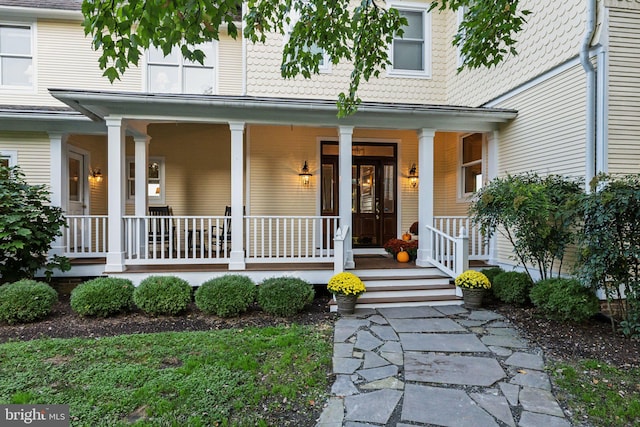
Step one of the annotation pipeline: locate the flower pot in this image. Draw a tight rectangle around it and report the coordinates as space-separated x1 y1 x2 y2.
335 294 358 315
462 288 485 309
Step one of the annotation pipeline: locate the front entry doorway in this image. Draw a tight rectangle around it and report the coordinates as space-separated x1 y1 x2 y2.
321 142 397 248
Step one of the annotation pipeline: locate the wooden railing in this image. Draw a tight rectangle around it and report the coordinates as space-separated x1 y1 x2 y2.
433 216 489 260
64 215 108 257
424 225 469 279
123 215 229 264
245 216 339 263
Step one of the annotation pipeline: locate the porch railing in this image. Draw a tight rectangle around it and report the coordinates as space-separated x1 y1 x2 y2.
245 216 339 263
64 215 108 257
433 216 489 260
123 215 230 264
424 225 469 279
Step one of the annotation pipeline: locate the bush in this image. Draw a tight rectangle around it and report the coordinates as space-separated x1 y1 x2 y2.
492 271 533 305
0 279 58 324
133 276 192 315
480 267 505 286
70 277 135 317
257 277 315 317
530 278 600 322
195 275 256 317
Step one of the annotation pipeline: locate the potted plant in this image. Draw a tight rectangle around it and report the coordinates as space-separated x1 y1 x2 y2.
455 270 491 309
383 238 418 261
327 272 366 315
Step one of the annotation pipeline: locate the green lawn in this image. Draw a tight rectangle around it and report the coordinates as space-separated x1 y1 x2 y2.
553 359 640 427
0 324 332 426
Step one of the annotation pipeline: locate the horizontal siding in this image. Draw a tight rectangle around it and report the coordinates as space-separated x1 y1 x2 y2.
607 9 640 174
0 132 50 185
218 36 243 95
67 135 108 216
433 132 470 217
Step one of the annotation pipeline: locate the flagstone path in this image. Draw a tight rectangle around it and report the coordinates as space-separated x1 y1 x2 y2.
316 305 571 427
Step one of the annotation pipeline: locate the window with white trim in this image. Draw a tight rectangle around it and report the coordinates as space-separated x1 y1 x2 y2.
456 7 468 68
389 3 431 77
0 25 33 88
460 133 484 196
127 157 165 203
147 43 216 94
283 7 331 73
0 150 17 167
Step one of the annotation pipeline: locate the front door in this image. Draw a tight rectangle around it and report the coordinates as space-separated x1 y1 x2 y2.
321 142 397 248
68 150 87 250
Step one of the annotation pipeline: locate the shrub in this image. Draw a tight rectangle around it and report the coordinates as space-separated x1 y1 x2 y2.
0 279 58 324
480 267 505 286
530 278 600 322
133 276 192 315
257 277 315 317
70 277 135 317
492 271 533 305
195 275 256 317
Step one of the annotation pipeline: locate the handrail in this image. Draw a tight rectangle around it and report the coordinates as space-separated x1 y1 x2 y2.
424 224 469 279
64 215 108 257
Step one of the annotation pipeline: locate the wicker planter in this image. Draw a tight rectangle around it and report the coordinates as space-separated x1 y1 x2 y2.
462 288 486 309
335 294 358 315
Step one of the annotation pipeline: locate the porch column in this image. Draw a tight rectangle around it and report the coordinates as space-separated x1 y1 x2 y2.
48 132 67 256
105 117 127 272
338 126 355 269
134 135 150 256
486 131 499 264
229 121 246 270
416 128 435 267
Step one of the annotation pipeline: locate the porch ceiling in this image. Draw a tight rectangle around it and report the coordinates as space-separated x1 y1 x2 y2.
50 89 518 133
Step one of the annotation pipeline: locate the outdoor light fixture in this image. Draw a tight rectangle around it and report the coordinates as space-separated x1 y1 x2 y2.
299 161 312 187
409 164 419 188
89 168 103 183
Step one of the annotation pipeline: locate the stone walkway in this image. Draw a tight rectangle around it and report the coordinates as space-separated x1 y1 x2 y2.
316 306 571 427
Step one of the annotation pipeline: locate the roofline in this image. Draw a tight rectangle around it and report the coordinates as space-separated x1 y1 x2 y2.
0 6 83 20
49 89 518 132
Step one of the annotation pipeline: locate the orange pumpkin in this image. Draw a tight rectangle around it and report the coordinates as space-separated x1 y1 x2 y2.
402 232 412 241
396 250 410 263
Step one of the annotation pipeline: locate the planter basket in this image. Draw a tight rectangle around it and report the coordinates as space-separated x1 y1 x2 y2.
335 294 358 315
462 288 486 309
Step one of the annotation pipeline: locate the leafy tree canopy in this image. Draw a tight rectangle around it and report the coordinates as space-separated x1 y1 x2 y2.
82 0 530 116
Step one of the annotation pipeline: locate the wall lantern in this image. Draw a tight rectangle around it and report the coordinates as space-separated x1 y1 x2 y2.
408 163 419 188
299 161 312 187
89 168 103 183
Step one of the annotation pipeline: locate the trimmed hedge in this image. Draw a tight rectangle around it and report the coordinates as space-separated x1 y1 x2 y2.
70 277 134 317
195 275 256 317
133 276 192 315
0 279 58 324
492 271 533 305
480 267 506 286
257 277 315 317
530 278 600 322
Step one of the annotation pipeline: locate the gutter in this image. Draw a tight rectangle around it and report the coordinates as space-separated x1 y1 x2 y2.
580 0 597 192
0 6 83 20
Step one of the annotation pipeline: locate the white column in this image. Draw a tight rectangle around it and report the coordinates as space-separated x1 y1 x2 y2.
134 135 150 256
486 131 499 264
49 132 67 256
229 121 246 270
105 117 127 272
416 128 435 267
339 126 354 269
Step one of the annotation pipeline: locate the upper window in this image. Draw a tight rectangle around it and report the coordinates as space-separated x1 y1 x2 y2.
127 157 165 204
0 25 33 88
284 8 331 74
460 133 484 196
389 4 431 77
147 43 216 94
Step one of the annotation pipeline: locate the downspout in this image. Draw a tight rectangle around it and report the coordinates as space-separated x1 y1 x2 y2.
580 0 597 192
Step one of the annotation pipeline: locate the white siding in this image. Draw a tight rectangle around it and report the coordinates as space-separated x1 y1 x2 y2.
0 132 50 185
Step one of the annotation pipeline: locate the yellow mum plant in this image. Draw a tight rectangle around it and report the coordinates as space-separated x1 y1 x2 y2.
455 270 491 289
327 272 366 297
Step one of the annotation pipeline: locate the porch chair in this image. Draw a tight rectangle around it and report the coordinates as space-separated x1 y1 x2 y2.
212 206 245 255
148 205 175 254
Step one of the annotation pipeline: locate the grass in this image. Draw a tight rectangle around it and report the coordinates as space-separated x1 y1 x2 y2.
552 359 640 427
0 324 332 426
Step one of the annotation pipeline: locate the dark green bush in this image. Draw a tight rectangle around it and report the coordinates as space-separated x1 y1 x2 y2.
480 267 505 285
0 279 58 324
530 278 600 322
70 277 135 317
492 271 533 305
133 276 192 315
195 275 256 317
257 277 315 316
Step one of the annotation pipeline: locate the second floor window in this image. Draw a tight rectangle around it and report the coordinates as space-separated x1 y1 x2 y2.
0 25 32 88
147 43 216 94
390 4 431 77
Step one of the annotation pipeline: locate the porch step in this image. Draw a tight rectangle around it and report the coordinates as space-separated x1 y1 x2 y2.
330 269 461 312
